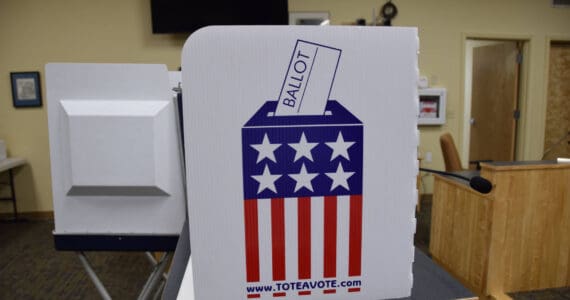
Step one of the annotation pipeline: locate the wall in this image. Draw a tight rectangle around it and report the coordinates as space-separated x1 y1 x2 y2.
0 0 186 213
1 0 569 213
289 0 570 192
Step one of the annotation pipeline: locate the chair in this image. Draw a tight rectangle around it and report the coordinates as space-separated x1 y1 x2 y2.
417 133 462 212
440 133 491 172
440 133 463 172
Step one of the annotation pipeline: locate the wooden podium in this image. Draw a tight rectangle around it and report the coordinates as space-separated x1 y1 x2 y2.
429 161 570 299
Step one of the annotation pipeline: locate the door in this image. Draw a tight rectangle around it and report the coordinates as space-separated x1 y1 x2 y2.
469 41 520 163
543 42 570 160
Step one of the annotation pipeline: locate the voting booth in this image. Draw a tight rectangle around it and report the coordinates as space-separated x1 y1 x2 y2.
46 63 186 241
45 64 186 298
182 26 419 299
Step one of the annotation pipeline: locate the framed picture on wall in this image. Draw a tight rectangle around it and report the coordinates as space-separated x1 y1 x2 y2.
289 12 330 26
10 71 42 108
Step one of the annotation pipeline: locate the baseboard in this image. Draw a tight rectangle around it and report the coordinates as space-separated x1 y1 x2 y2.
490 292 513 300
0 211 54 221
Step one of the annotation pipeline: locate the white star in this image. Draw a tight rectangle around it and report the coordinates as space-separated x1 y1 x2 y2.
288 133 318 162
325 132 355 161
326 162 355 191
288 163 319 192
251 134 281 163
251 165 281 194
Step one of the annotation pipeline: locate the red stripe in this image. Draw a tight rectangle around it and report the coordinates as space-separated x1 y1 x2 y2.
247 294 261 298
297 197 311 279
244 199 260 282
271 198 286 281
323 195 337 278
348 287 361 293
323 289 336 294
349 195 363 277
298 291 311 296
273 292 286 297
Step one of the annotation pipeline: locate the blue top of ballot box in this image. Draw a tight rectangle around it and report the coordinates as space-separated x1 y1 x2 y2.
244 100 362 127
242 100 363 199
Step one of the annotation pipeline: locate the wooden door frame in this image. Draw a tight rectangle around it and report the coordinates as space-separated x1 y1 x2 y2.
460 33 531 166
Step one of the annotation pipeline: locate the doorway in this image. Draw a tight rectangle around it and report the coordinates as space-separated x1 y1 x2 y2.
543 41 570 160
463 38 525 166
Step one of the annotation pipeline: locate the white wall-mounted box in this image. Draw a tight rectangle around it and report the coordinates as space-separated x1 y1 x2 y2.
418 88 446 125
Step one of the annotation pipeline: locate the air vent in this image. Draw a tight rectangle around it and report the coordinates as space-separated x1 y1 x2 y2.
553 0 570 7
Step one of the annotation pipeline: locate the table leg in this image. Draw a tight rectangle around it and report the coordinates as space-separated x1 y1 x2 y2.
138 252 172 300
9 169 17 220
77 251 112 300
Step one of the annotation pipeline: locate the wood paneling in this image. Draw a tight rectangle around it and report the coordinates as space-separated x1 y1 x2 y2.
544 43 570 160
430 176 493 294
483 163 570 294
430 163 570 297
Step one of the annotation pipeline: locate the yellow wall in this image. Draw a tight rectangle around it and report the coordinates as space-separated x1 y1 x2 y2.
0 0 569 213
0 0 186 213
290 0 570 192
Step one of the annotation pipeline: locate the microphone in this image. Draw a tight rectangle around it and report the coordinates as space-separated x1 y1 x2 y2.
419 167 493 194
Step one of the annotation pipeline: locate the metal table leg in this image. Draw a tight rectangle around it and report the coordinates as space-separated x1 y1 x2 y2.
77 251 112 300
76 250 173 299
0 169 18 221
145 252 169 281
138 252 172 300
9 169 17 220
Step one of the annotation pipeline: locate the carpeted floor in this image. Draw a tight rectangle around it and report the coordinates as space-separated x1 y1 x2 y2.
0 220 153 299
1 196 568 299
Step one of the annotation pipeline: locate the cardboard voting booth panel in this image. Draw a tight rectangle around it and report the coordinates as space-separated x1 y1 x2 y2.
182 26 419 299
46 63 185 235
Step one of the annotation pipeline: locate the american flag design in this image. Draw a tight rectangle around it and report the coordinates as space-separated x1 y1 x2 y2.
242 100 363 298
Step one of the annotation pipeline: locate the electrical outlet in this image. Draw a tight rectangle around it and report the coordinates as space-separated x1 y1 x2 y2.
425 152 432 163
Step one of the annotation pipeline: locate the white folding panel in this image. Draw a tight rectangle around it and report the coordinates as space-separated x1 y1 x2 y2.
182 26 419 299
46 63 185 235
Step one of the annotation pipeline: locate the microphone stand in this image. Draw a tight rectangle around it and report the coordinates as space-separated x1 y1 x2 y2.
419 167 493 194
419 168 470 182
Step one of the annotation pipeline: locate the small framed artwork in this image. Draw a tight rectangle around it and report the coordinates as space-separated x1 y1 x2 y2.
289 12 330 26
418 88 446 125
10 71 42 108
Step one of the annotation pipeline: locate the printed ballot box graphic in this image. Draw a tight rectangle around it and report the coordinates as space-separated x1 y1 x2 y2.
242 100 364 297
183 26 419 300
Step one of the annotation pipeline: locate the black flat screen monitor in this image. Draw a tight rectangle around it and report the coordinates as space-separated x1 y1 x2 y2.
151 0 289 34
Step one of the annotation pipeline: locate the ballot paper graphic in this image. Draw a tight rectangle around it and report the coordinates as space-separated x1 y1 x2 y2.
275 40 342 116
242 40 364 298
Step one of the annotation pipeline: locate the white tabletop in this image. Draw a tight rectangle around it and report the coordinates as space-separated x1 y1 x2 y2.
0 157 27 173
176 257 195 299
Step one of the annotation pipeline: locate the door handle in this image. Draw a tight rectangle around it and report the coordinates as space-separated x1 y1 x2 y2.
470 118 476 125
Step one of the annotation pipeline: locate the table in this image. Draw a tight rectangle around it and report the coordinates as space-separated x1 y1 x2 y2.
430 161 570 298
0 157 27 220
54 233 179 300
